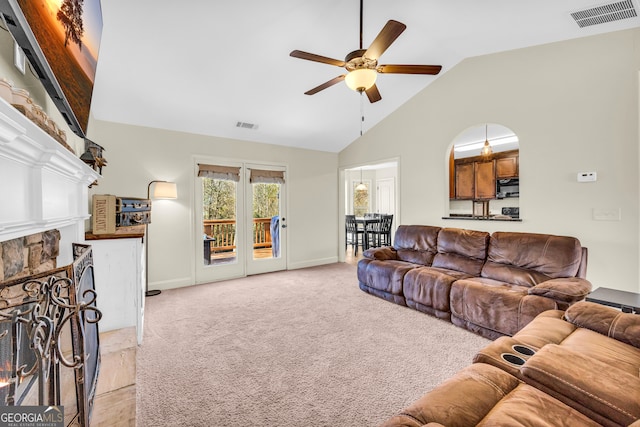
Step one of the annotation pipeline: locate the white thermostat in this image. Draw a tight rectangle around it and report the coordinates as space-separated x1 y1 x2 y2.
577 172 597 182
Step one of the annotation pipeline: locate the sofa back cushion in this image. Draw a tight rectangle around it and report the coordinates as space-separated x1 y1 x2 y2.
432 228 489 275
481 232 583 287
393 225 441 265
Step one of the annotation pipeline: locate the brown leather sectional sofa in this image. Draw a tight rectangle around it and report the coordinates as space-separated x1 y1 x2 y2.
358 225 592 339
381 301 640 426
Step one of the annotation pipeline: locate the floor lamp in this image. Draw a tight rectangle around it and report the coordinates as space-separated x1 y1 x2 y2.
146 180 178 297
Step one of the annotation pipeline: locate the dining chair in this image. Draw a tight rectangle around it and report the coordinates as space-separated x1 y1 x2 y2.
345 215 366 255
378 214 393 246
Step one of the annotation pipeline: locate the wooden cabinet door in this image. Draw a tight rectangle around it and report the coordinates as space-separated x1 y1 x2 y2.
496 156 518 178
475 161 496 199
455 163 474 199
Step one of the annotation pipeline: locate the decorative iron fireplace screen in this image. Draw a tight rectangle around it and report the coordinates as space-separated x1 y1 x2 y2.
0 244 101 426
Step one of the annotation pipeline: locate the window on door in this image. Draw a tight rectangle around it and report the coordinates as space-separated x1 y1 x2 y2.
249 168 285 260
198 164 240 266
251 182 280 259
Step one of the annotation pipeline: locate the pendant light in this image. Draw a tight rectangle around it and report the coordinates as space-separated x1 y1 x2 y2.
481 124 493 157
356 167 367 191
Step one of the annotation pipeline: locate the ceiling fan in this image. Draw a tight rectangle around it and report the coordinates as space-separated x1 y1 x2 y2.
290 0 442 103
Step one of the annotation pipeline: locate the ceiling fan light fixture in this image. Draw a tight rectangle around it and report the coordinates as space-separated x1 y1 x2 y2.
345 68 377 92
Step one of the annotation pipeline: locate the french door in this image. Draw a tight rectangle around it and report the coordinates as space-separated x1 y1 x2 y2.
245 164 287 275
194 159 287 284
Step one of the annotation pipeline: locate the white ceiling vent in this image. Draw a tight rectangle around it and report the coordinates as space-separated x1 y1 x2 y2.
236 121 259 130
570 0 637 27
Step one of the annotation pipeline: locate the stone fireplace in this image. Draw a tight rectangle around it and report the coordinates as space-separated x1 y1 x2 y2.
1 230 61 282
0 94 101 424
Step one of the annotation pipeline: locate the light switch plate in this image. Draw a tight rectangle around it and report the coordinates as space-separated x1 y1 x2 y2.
592 208 621 221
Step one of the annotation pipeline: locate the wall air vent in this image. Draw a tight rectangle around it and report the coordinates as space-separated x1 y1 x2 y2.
570 0 637 27
236 121 259 130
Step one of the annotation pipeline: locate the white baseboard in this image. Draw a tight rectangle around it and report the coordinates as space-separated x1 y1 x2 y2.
288 256 339 270
149 276 193 291
150 257 340 290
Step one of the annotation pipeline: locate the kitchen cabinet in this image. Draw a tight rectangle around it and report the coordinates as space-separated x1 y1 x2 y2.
496 156 518 178
455 163 475 199
455 161 495 200
451 149 518 200
475 161 496 199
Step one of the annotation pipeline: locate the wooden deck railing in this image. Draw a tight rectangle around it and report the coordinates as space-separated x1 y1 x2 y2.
203 218 273 252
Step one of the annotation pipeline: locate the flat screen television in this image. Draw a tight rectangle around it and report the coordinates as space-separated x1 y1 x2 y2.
0 0 103 138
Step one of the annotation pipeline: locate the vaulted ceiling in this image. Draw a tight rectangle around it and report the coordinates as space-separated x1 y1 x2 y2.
90 1 639 153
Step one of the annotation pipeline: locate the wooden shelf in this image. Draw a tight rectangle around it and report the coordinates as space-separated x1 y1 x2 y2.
85 232 145 240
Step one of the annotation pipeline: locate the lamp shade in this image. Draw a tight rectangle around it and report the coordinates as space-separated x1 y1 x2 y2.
152 181 177 199
345 69 377 92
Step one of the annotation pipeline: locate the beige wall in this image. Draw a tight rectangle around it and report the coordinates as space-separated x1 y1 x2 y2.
87 120 339 289
340 28 640 293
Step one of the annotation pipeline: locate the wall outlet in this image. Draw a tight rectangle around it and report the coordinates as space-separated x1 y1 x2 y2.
592 208 621 221
577 172 597 182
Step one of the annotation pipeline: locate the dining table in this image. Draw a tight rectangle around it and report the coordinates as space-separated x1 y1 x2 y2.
355 217 382 249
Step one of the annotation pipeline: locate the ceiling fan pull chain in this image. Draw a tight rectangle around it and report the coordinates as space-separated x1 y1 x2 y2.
360 91 365 136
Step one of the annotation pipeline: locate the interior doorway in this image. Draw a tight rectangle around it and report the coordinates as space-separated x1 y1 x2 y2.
340 160 399 262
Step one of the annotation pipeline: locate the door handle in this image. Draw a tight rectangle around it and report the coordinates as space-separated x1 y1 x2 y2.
281 224 287 228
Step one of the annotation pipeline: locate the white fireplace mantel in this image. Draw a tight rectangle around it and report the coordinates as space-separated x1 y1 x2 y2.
0 97 99 245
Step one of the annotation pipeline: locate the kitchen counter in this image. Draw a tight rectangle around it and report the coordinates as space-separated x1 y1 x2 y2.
443 215 522 222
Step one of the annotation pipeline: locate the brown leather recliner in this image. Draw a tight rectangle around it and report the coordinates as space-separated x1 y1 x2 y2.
380 362 602 427
474 301 640 427
358 225 591 338
381 302 640 427
450 231 591 338
357 225 441 305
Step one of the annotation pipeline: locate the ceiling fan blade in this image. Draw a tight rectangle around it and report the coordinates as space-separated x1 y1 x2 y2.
365 84 382 103
377 64 442 75
304 75 346 95
364 20 406 60
290 50 346 67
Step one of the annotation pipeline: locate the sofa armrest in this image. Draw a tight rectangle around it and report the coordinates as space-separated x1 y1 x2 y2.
521 344 640 426
528 277 592 304
564 301 640 348
379 363 520 427
362 246 398 260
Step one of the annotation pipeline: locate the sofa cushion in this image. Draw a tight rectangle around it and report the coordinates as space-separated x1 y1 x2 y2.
521 344 640 427
357 258 421 304
403 267 473 317
481 232 583 286
450 277 558 336
393 225 440 265
431 227 489 276
559 328 640 376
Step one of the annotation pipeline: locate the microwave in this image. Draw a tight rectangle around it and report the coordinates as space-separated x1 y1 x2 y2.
496 178 519 198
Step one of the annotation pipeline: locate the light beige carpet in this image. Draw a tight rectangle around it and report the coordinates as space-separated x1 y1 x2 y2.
136 263 490 426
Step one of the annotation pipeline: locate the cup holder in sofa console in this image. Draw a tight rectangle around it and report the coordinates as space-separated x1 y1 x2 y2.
501 353 526 366
512 345 536 357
